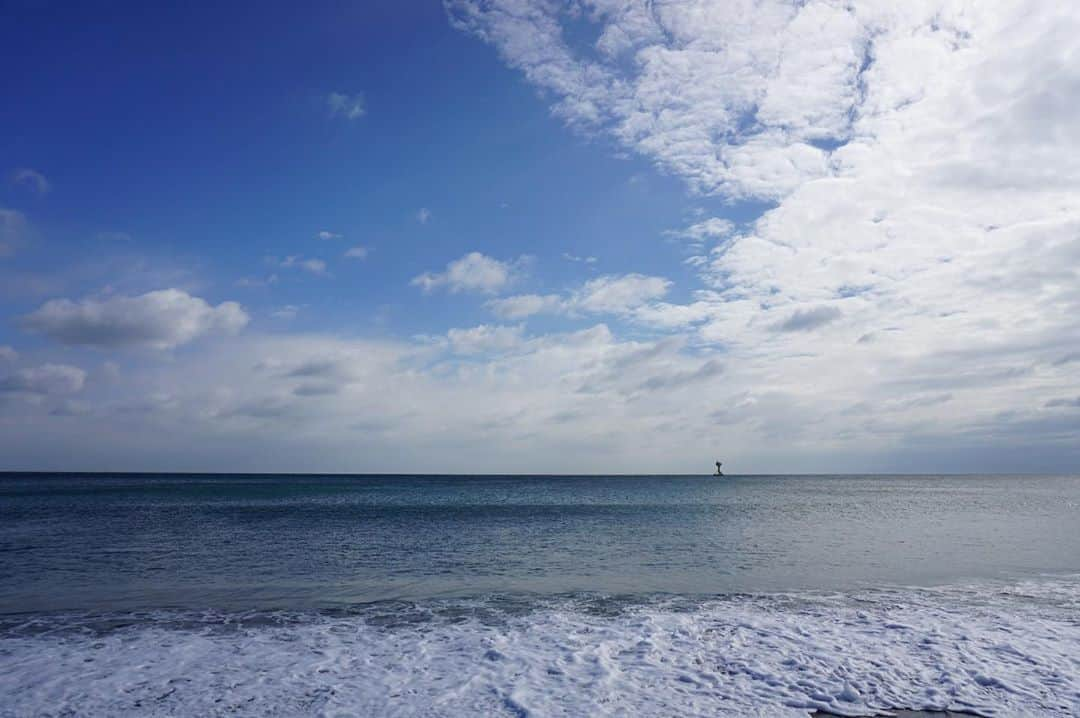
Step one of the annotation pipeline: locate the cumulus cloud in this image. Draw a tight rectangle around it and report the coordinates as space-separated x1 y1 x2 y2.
327 92 365 120
22 289 249 350
10 168 51 195
444 0 1080 470
344 246 370 260
317 231 342 240
412 252 521 294
0 363 85 395
447 0 867 199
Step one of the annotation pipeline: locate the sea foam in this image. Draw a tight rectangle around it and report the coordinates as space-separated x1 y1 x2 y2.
2 577 1079 717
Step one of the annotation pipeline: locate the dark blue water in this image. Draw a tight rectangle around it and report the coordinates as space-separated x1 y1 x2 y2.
2 473 1079 614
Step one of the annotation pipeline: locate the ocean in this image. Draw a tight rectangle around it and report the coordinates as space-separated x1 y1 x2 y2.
1 473 1078 716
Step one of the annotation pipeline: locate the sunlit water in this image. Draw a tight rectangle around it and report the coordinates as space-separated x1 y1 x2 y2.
2 474 1079 716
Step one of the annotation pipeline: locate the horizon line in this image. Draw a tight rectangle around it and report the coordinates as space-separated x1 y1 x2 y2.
1 471 1075 478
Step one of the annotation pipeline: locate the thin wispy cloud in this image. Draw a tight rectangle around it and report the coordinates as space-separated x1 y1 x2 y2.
0 208 30 257
665 218 734 245
488 274 671 319
327 92 365 120
95 231 133 243
486 293 563 320
277 256 328 276
236 275 279 289
9 168 50 195
272 305 301 320
562 253 597 264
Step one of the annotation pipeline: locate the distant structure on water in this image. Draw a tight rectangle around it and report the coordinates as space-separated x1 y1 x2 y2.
714 461 724 476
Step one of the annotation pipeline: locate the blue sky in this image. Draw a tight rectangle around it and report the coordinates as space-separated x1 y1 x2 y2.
2 1 716 340
1 1 1079 472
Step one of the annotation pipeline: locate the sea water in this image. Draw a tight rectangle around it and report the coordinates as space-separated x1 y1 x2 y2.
1 474 1078 716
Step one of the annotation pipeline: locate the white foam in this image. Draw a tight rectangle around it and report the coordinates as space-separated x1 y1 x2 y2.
2 578 1079 717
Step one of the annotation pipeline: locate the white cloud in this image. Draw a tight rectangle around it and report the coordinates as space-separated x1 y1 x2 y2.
317 231 342 240
0 363 85 395
416 207 431 224
22 289 249 350
327 92 365 120
10 168 50 195
563 253 598 264
630 300 717 329
447 0 864 199
236 274 279 288
665 218 734 244
272 305 301 320
444 0 1080 471
486 293 564 320
572 274 671 315
0 329 752 472
487 275 671 320
412 252 520 294
446 324 524 355
278 256 328 275
344 246 370 260
0 346 17 362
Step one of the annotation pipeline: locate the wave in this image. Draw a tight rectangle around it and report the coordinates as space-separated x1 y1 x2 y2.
2 577 1079 717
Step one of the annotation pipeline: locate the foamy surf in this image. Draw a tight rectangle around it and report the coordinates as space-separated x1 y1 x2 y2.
2 577 1078 717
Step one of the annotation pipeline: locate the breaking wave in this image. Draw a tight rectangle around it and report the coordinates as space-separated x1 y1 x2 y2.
3 577 1079 717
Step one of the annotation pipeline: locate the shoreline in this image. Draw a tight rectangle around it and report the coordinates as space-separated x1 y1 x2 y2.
3 576 1076 717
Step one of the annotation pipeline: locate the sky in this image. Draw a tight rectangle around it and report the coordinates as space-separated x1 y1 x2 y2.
1 0 1078 473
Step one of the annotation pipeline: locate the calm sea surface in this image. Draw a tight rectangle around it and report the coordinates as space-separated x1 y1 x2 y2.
2 473 1078 614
